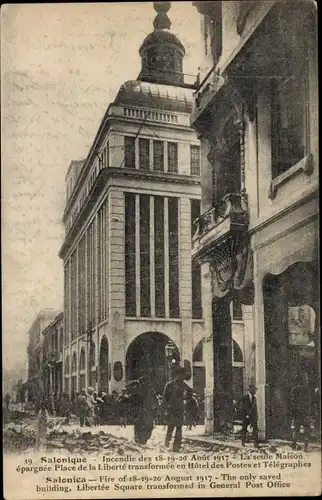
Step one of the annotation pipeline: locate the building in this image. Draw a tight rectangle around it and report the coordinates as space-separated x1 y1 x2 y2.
59 2 209 398
42 312 64 400
26 308 61 402
191 0 319 439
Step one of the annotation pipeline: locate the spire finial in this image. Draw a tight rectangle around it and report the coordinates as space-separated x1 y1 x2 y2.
153 2 171 30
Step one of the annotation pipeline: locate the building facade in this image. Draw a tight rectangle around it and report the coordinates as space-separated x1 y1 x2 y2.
26 309 61 402
59 3 208 398
191 0 319 439
42 312 64 400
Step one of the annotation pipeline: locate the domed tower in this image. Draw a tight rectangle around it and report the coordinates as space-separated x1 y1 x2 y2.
138 2 185 86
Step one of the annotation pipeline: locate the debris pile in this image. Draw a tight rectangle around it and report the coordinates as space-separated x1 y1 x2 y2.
46 428 149 454
3 422 37 452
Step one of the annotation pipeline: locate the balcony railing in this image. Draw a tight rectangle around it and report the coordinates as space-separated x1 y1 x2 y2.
193 192 248 241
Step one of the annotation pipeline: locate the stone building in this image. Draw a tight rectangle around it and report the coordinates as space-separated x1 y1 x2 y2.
191 0 319 439
42 312 64 400
59 2 208 398
26 308 61 402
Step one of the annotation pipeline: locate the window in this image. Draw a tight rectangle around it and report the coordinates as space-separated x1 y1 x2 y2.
271 72 308 178
190 145 200 175
232 296 243 320
168 142 178 173
139 138 150 170
124 136 135 168
153 140 164 172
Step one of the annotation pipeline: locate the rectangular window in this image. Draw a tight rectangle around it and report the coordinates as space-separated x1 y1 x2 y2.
271 72 307 178
124 136 135 169
190 145 201 176
140 195 151 316
139 138 150 170
232 296 243 320
168 142 178 173
125 193 136 316
153 140 164 172
191 199 202 319
70 251 77 340
78 236 86 334
64 262 70 345
154 196 165 317
168 197 180 318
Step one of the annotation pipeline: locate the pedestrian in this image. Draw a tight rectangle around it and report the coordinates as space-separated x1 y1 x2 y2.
4 393 11 411
162 366 193 452
128 376 159 445
185 392 199 430
76 389 91 427
240 383 259 448
290 373 311 451
59 392 71 424
87 387 96 426
117 389 129 427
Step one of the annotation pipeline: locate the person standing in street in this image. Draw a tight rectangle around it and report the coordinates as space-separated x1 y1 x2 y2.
162 366 193 452
290 373 311 451
4 393 11 411
76 389 91 427
240 384 259 448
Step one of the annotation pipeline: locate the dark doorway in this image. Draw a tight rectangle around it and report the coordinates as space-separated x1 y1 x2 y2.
126 332 180 395
263 261 319 439
99 336 109 391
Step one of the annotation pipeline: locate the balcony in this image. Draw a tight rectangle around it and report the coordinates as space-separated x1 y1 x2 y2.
192 192 249 262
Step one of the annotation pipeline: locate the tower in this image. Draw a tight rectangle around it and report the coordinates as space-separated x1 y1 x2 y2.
138 2 185 86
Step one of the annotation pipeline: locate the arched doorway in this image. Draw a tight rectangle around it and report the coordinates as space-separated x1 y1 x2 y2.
88 341 96 389
126 332 180 395
232 339 244 401
192 339 205 399
64 355 70 393
71 352 77 395
99 336 109 392
263 261 319 438
79 348 86 390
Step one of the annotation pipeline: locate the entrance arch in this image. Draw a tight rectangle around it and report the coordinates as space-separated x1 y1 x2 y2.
126 332 180 395
99 336 109 392
192 339 205 399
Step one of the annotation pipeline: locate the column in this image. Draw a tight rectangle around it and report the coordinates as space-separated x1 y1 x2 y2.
200 137 213 213
149 139 153 170
164 141 168 173
135 137 139 169
135 194 141 317
164 197 170 318
108 190 126 393
242 304 255 389
202 262 214 434
150 196 155 317
179 198 193 385
253 262 266 441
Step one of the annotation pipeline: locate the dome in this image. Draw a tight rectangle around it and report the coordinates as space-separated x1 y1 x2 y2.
138 2 186 87
114 80 193 113
139 30 185 57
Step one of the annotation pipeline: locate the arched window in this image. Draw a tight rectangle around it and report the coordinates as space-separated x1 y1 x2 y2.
64 355 70 374
233 340 243 363
71 352 77 373
79 347 86 371
193 340 203 362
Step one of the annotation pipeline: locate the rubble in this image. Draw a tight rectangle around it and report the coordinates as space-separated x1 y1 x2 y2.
3 422 37 452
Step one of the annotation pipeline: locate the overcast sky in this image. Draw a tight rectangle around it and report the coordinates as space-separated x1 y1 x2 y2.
1 2 203 374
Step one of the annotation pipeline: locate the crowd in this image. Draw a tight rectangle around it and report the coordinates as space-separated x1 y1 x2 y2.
38 377 204 440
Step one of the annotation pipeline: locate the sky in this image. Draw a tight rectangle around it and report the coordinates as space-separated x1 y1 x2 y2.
1 2 203 374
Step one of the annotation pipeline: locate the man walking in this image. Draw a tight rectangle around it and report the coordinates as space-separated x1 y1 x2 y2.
162 366 193 452
290 373 311 451
241 383 259 448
